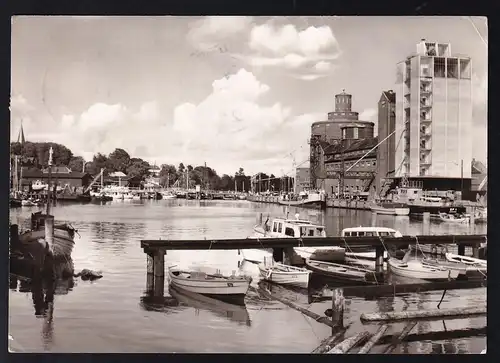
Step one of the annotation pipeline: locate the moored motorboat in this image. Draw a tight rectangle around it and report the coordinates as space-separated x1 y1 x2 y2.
258 259 311 288
436 212 470 224
278 190 326 210
168 268 251 298
370 202 409 216
305 258 383 285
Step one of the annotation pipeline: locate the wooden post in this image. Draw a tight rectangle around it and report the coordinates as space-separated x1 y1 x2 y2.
469 207 475 226
153 249 166 297
331 288 345 331
371 212 377 227
146 252 155 293
472 243 480 259
422 212 430 235
457 244 465 256
44 215 55 254
327 332 370 354
375 246 384 274
10 224 19 250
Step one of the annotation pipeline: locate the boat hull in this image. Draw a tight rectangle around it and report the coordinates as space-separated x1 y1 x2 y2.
168 269 251 296
258 263 310 288
19 228 75 258
305 259 381 285
388 258 460 281
370 205 410 216
278 199 326 210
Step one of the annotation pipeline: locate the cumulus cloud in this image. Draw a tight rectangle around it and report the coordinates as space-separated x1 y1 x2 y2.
245 23 341 80
187 16 254 52
472 72 487 106
10 94 33 114
359 108 377 122
172 68 319 174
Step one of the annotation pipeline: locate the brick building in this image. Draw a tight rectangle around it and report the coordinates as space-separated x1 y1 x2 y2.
295 167 310 193
20 166 91 192
376 90 396 195
323 138 378 196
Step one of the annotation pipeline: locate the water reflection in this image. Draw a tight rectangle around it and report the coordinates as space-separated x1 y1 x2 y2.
168 286 252 327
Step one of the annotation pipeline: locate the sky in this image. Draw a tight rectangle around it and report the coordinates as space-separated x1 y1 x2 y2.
10 16 488 176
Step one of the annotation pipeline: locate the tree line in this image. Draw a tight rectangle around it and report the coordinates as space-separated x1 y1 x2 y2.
10 141 293 192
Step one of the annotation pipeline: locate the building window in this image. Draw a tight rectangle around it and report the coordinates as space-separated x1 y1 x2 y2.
460 59 471 79
447 58 458 78
434 57 446 78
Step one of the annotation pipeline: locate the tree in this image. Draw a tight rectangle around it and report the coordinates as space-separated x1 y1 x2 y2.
108 148 131 173
178 163 185 173
68 156 85 172
187 165 193 172
87 153 109 176
159 164 177 187
127 158 151 180
236 167 245 176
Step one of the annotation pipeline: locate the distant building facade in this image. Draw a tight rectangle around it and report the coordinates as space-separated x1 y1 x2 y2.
394 39 473 192
324 138 378 195
376 90 396 195
295 167 310 193
20 166 91 191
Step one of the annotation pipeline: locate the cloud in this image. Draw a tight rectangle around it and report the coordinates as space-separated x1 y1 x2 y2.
10 94 33 114
172 68 319 174
187 16 254 52
244 23 341 80
359 108 377 121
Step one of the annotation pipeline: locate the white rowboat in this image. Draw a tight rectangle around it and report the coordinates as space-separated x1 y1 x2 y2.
388 258 460 281
168 268 251 297
258 260 311 288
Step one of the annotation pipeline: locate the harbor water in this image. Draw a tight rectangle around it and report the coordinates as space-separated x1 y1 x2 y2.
9 199 487 353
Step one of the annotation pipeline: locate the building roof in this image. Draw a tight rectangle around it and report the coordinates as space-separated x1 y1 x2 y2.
21 167 88 179
109 171 127 178
381 90 396 103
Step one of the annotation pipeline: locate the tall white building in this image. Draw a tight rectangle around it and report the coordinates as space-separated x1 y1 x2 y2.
394 40 473 184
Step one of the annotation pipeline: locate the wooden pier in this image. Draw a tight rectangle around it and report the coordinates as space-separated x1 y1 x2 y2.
141 234 485 296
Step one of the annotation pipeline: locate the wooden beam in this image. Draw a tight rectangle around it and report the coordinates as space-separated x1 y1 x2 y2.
311 329 347 354
141 234 486 251
383 321 417 354
327 332 370 354
358 324 388 354
360 306 486 323
311 280 487 301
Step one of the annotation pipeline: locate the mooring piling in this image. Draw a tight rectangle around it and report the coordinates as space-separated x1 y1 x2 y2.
152 249 166 297
331 288 345 331
146 252 155 293
44 215 55 253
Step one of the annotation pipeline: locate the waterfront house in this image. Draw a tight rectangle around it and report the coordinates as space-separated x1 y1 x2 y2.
20 166 91 192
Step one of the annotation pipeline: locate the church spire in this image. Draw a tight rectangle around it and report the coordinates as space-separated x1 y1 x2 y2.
17 120 25 144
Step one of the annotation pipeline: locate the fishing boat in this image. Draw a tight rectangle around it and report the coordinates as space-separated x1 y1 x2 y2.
161 190 177 199
258 259 311 288
278 190 326 210
388 253 460 281
242 213 344 264
370 202 409 216
305 258 382 285
18 148 76 259
436 212 470 224
168 268 251 298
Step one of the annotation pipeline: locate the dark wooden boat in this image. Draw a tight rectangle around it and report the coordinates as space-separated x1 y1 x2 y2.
305 259 383 285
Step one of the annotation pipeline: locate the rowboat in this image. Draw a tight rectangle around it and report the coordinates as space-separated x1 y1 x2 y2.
168 268 251 298
258 260 311 288
388 258 460 281
436 212 470 224
305 259 382 285
444 253 487 268
370 202 410 216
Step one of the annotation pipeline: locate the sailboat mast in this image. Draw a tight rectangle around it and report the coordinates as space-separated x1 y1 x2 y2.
100 168 104 189
46 147 53 215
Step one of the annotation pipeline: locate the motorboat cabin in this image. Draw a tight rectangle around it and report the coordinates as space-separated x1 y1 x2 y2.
341 227 403 238
262 217 327 238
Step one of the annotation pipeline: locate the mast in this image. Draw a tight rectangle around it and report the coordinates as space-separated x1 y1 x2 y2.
14 155 18 194
100 168 104 189
46 146 53 215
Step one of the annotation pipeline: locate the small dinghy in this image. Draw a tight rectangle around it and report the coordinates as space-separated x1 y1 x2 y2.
168 268 251 299
258 259 311 288
388 257 460 281
305 259 383 285
445 253 487 268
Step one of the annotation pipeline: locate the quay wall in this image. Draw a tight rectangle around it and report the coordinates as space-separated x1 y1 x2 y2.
247 195 371 210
